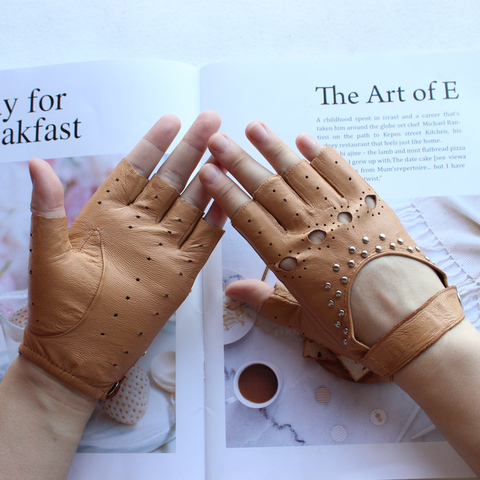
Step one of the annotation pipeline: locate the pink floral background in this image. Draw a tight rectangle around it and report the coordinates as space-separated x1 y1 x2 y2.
0 154 122 292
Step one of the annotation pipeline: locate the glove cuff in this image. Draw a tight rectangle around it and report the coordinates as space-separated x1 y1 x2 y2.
361 286 464 379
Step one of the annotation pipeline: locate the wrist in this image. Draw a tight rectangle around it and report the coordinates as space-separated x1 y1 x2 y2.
393 318 480 474
0 355 96 480
12 354 97 414
393 318 478 391
1 355 96 452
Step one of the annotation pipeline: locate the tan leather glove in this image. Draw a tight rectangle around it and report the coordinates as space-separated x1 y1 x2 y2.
232 147 464 381
20 159 223 398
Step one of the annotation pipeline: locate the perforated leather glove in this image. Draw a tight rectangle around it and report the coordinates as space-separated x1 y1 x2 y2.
20 159 223 398
232 147 464 380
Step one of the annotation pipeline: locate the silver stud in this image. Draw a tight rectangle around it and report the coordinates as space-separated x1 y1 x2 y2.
379 233 386 241
457 291 463 307
343 327 349 335
335 290 342 298
348 260 355 268
397 238 404 245
361 250 368 258
338 310 345 317
333 264 340 272
425 256 431 262
415 246 421 252
328 300 335 307
325 282 332 290
375 246 382 253
390 243 396 250
349 246 356 254
335 321 342 328
407 246 414 253
343 338 348 346
363 236 370 244
341 276 348 284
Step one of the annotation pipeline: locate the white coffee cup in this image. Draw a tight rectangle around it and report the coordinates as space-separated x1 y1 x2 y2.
226 361 283 408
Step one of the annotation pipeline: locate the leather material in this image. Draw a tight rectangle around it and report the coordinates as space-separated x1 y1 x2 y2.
362 286 464 378
20 159 223 398
232 146 462 379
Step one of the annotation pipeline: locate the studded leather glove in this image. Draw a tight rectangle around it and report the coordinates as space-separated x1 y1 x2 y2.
20 159 223 398
232 147 464 381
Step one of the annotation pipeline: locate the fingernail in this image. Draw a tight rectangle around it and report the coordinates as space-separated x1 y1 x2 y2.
248 122 268 142
210 133 230 153
300 134 316 149
226 291 245 303
201 164 220 184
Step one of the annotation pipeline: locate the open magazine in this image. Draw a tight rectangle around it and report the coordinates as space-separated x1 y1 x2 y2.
0 52 478 479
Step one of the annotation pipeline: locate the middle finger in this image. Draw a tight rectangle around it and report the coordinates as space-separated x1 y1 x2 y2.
156 110 221 192
245 121 300 173
208 132 272 196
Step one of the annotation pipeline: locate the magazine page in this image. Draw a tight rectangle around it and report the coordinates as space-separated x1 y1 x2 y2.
0 59 209 480
201 52 479 479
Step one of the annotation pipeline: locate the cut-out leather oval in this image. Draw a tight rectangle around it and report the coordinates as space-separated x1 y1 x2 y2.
337 212 353 224
279 257 298 271
365 195 376 209
308 230 327 244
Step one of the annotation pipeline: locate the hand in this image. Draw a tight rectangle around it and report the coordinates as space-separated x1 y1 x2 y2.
199 121 462 380
22 111 227 398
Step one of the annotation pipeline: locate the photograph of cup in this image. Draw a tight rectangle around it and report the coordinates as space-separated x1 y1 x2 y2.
226 361 283 409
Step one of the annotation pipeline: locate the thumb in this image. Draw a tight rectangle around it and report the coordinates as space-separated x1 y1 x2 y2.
29 158 66 217
225 279 274 313
226 280 304 331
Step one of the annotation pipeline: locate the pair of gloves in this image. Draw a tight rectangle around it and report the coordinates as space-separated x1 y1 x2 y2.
20 148 464 398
